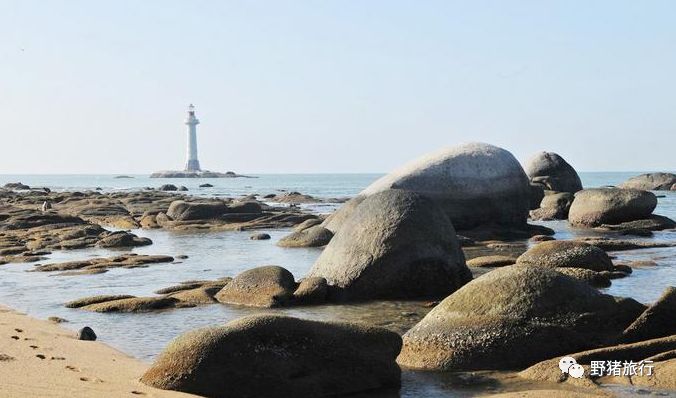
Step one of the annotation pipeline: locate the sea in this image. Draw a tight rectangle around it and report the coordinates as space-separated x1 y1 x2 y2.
0 172 674 397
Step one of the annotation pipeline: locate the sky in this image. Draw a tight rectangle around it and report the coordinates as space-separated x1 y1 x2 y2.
1 0 675 174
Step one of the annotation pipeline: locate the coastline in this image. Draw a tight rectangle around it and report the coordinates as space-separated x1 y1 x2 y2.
0 304 197 398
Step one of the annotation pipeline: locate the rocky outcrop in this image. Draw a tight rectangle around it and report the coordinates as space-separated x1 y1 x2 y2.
397 266 642 371
529 192 574 221
568 188 657 227
80 296 180 312
141 314 402 398
519 335 676 384
277 225 333 248
95 231 152 248
166 200 228 221
525 152 583 193
466 255 517 268
65 295 136 308
516 240 614 272
575 237 676 251
622 287 676 343
358 143 531 230
150 170 255 178
214 266 297 307
620 172 676 191
35 254 174 273
308 190 471 301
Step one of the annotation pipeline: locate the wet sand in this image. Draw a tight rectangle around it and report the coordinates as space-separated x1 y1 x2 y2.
0 304 195 398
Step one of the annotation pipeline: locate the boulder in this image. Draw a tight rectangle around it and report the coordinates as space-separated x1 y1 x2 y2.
397 266 643 371
95 231 152 248
158 184 178 191
620 172 676 191
293 277 329 305
294 218 323 232
277 225 333 248
77 326 97 341
529 192 574 221
199 183 214 188
215 266 297 307
141 314 402 398
249 233 271 240
516 240 614 272
525 152 583 193
568 188 657 227
169 287 219 305
167 200 228 221
308 190 471 301
466 255 517 268
622 287 676 343
359 143 531 230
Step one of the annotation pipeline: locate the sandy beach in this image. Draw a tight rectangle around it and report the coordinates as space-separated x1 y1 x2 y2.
0 304 196 398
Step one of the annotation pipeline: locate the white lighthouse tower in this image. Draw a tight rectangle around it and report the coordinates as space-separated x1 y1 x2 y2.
184 104 201 172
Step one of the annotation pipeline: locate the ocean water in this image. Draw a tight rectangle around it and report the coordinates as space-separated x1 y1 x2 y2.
0 172 675 397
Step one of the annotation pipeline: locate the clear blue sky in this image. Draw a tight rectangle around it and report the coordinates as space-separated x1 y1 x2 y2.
1 1 675 174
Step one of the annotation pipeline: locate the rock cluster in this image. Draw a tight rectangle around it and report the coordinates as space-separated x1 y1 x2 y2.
32 254 174 275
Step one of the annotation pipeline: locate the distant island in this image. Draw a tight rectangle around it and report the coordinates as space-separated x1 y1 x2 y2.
149 170 256 178
114 175 134 179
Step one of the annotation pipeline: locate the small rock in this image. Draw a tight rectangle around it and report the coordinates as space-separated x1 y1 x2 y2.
77 326 97 341
250 233 271 240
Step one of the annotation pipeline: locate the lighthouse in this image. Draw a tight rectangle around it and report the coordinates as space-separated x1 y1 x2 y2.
184 104 201 172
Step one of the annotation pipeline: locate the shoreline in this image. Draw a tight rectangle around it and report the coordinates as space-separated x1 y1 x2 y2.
0 304 196 398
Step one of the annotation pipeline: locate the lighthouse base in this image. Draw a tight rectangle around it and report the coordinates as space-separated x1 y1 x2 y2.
150 169 256 178
184 160 201 172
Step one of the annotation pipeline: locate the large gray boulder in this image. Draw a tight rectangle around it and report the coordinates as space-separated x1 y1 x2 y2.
397 266 643 371
620 172 676 191
568 188 657 227
525 151 583 193
308 190 471 301
358 143 531 230
141 314 402 398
